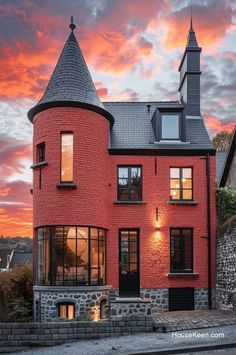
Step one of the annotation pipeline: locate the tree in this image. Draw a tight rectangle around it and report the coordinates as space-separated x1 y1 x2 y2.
0 262 33 322
216 187 236 224
212 130 233 152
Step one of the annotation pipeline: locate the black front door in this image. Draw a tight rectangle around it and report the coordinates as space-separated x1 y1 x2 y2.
119 229 140 296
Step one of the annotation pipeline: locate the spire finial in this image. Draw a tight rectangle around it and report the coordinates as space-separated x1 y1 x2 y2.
69 16 76 31
190 7 193 30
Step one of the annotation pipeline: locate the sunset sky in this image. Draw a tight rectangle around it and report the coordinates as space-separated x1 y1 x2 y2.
0 0 235 237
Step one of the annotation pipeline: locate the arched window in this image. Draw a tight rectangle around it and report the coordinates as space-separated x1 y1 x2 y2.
58 302 75 320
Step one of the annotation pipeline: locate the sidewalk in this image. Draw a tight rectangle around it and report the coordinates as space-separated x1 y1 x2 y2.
152 310 236 332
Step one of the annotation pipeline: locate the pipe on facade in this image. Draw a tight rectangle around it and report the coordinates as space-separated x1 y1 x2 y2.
206 153 212 309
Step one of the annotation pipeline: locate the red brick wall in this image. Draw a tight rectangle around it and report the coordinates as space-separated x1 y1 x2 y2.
33 107 110 228
33 107 216 291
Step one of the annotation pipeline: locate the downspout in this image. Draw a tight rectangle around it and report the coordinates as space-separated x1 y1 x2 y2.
206 153 212 309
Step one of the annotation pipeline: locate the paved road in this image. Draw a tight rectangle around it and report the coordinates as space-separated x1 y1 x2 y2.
9 324 236 355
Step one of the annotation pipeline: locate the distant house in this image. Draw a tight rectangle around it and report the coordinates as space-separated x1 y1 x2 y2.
8 251 32 269
218 127 236 188
0 250 12 272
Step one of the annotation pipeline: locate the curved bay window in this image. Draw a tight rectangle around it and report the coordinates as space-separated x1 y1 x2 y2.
37 226 106 286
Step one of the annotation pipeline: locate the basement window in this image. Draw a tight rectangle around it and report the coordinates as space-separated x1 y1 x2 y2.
58 303 75 320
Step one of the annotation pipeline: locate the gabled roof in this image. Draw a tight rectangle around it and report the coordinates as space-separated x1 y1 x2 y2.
28 22 114 124
104 102 214 153
219 127 236 187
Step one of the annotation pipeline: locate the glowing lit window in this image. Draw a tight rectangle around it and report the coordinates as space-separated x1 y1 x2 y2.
170 167 192 200
61 133 73 182
58 303 75 320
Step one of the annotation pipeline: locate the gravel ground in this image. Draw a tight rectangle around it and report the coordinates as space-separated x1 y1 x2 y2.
9 325 236 355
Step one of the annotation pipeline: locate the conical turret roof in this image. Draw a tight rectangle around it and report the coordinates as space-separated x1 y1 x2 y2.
28 20 114 124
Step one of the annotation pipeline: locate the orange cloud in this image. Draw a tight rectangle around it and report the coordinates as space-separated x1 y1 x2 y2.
163 2 233 49
205 114 236 136
0 206 32 237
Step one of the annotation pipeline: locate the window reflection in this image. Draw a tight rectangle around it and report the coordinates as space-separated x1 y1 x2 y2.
161 115 179 140
37 226 106 286
61 133 73 182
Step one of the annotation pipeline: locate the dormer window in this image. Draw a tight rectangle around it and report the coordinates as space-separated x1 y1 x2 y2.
161 114 180 140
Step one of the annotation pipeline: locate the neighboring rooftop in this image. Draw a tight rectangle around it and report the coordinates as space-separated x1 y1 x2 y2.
216 152 227 184
8 251 32 269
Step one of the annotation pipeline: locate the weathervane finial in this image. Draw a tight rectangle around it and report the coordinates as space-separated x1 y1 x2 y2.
190 7 193 30
69 16 76 31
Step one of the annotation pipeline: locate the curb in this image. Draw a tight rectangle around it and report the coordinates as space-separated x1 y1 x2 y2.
126 341 236 354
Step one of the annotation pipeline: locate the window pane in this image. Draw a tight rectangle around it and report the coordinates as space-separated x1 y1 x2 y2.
170 189 180 199
68 305 74 319
130 253 137 263
64 238 76 284
170 179 180 189
91 228 98 239
59 305 67 318
162 115 179 139
183 190 192 200
61 133 73 182
130 263 138 272
131 189 141 201
77 238 88 284
77 227 88 239
118 178 128 187
183 168 192 178
182 179 192 189
171 229 180 236
118 167 128 178
170 168 180 178
130 242 137 253
118 188 129 200
64 227 76 238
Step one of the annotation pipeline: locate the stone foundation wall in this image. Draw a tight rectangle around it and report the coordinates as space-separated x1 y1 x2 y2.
216 219 236 310
34 286 110 322
194 288 209 309
140 288 169 311
110 299 151 319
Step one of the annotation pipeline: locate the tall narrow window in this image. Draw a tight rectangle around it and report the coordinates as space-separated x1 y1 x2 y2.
118 166 142 201
61 133 73 182
170 167 193 200
170 228 193 273
36 142 45 163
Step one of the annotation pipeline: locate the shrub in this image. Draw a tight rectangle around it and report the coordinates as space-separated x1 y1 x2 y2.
216 187 236 224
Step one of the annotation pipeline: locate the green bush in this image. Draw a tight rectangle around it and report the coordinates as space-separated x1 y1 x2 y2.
0 262 33 322
216 187 236 223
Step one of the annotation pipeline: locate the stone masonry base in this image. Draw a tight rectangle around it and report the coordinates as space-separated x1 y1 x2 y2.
34 286 212 322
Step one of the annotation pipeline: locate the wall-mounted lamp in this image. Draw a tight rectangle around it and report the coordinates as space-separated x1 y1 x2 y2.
156 227 161 232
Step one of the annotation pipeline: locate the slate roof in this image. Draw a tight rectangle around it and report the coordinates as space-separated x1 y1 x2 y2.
8 252 32 269
219 126 236 187
104 102 214 151
216 152 227 184
28 26 113 123
187 27 199 47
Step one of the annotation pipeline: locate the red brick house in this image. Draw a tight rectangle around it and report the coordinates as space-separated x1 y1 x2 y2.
28 18 216 322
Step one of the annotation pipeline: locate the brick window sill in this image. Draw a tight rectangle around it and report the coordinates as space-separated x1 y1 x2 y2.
56 182 77 189
31 161 48 170
113 200 147 205
167 200 198 205
167 273 199 279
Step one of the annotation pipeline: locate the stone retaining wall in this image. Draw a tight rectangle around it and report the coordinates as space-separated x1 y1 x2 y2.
0 316 153 352
216 218 236 310
110 299 151 319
